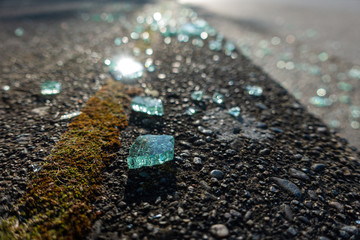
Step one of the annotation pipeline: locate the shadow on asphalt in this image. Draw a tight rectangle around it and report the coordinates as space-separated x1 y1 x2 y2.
123 161 177 204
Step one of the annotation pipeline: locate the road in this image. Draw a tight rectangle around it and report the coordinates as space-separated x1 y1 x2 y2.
179 0 360 149
0 1 359 239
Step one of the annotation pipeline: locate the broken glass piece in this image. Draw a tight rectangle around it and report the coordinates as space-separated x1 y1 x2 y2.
2 85 10 91
177 34 189 42
127 135 175 169
350 106 360 118
145 48 153 55
224 41 235 55
192 38 204 47
348 68 360 79
309 96 333 107
191 90 204 101
131 96 164 116
161 26 178 37
212 92 224 104
339 95 351 104
316 88 326 97
60 111 81 120
337 82 353 92
145 58 156 72
31 163 42 173
109 57 144 81
246 85 263 96
14 27 24 37
185 107 196 116
329 119 340 128
209 40 222 51
228 107 241 117
351 121 360 129
318 52 328 62
180 22 205 37
114 37 122 46
41 81 61 95
104 59 111 66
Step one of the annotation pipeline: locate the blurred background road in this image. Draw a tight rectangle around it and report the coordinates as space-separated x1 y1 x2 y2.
179 0 360 149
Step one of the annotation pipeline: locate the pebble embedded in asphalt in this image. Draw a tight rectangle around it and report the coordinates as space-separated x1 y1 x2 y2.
271 177 302 198
210 224 229 238
210 169 224 180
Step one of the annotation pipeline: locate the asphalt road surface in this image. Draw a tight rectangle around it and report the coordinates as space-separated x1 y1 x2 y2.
0 1 359 239
180 0 360 149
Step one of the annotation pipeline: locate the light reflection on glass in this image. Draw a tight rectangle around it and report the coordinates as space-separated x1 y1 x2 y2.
109 57 144 81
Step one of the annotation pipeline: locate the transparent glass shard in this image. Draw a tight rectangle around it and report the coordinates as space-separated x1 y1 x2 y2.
309 96 333 107
127 135 175 169
41 81 61 95
246 85 263 96
228 107 241 117
224 41 236 55
209 40 222 51
212 92 224 104
191 90 204 101
109 57 144 81
180 22 205 37
14 27 24 37
337 82 352 92
185 107 196 116
131 96 164 116
60 111 81 120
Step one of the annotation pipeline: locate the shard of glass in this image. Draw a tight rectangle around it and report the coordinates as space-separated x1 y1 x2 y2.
191 90 204 101
41 81 61 95
212 92 224 104
228 107 241 117
131 96 164 116
127 135 175 169
246 85 263 96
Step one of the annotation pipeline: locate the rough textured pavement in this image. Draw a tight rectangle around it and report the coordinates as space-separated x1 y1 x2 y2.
0 1 359 239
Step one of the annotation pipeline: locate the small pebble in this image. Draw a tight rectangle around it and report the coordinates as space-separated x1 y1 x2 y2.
271 177 302 198
282 204 293 221
210 169 224 180
311 163 326 172
210 224 229 238
193 157 202 165
289 168 309 181
329 201 344 212
341 225 358 235
259 148 270 155
256 122 268 129
286 226 298 236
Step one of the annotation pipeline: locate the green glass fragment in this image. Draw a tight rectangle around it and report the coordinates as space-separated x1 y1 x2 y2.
127 135 175 169
212 92 224 104
337 82 353 92
41 81 61 95
185 107 196 116
309 96 332 107
109 58 144 81
209 40 222 51
246 85 263 96
191 90 204 101
180 22 205 37
131 96 164 116
228 107 241 117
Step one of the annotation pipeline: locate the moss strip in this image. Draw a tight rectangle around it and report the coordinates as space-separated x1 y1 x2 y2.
0 80 133 239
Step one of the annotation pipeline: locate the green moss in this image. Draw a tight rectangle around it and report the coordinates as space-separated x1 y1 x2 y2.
0 80 138 239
